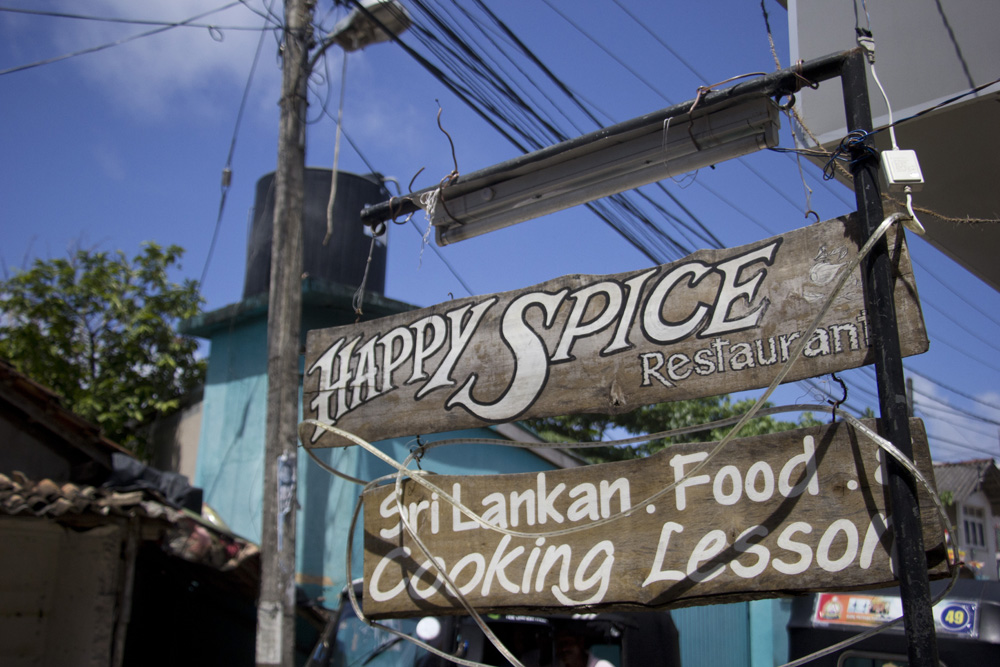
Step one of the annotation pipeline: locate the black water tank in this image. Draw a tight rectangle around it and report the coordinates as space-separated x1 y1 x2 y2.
243 168 388 299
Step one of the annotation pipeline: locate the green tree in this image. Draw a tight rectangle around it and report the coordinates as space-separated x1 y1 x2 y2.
525 396 822 463
0 243 206 458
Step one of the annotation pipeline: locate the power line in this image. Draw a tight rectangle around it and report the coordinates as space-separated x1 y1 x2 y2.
539 0 677 106
0 5 268 30
200 0 276 289
0 2 242 76
925 432 999 459
908 381 1000 429
930 332 1000 375
912 402 999 441
921 299 1000 357
912 256 1000 330
608 0 709 84
391 0 697 263
905 366 1000 414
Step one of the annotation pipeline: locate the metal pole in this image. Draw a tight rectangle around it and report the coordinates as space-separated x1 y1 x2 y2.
257 1 314 665
840 48 940 667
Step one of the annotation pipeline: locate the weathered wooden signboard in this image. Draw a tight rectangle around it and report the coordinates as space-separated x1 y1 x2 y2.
303 215 927 447
361 419 947 619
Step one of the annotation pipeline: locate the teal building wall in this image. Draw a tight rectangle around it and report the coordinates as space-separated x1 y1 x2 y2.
182 281 561 605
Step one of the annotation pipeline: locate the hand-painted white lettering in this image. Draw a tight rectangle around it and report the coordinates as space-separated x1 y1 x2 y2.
859 513 890 570
377 326 413 392
604 270 657 354
702 242 780 336
537 472 566 525
452 483 478 532
418 299 497 399
552 540 615 606
816 519 859 572
643 522 686 586
552 282 623 362
378 491 402 539
410 557 446 599
642 262 713 344
731 525 770 578
407 314 447 385
639 352 674 387
772 521 813 575
778 436 820 497
481 534 525 596
446 291 566 421
306 338 346 443
687 529 728 582
369 546 410 602
670 452 710 511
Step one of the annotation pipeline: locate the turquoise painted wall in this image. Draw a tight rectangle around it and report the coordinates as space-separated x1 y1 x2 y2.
192 307 559 605
671 598 792 666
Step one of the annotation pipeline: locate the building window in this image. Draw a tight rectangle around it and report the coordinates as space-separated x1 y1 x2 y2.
962 506 986 548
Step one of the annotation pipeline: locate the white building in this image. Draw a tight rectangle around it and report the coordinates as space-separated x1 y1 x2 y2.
933 459 1000 579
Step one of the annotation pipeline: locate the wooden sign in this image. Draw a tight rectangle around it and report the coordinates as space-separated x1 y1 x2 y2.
361 419 947 619
303 215 927 447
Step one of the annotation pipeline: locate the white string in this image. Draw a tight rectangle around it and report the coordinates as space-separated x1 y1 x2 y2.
416 188 442 269
323 51 349 246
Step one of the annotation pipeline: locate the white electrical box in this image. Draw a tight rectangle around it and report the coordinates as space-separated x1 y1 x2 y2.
881 149 924 192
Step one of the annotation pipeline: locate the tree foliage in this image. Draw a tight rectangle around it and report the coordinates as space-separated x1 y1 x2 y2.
0 243 206 458
525 395 822 463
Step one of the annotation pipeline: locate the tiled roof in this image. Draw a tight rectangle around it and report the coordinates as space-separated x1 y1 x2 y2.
0 470 259 575
933 458 1000 513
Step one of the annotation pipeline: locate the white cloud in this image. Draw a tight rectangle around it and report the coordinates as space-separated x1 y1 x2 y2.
910 374 1000 461
42 1 284 118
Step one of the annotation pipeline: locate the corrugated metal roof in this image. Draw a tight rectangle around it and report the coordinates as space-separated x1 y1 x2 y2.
933 459 1000 513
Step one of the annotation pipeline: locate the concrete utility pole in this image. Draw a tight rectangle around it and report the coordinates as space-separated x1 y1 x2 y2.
256 0 314 665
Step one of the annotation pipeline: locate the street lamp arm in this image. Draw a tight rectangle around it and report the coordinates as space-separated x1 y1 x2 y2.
309 0 410 70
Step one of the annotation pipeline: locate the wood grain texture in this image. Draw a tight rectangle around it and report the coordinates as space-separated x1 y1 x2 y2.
303 216 927 447
360 419 947 619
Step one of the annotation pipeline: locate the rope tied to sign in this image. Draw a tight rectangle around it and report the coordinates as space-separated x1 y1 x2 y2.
299 212 957 667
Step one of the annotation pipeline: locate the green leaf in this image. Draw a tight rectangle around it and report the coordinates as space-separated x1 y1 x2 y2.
0 242 205 460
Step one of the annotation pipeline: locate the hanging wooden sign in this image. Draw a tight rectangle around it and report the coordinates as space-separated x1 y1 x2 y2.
303 215 927 447
360 419 947 619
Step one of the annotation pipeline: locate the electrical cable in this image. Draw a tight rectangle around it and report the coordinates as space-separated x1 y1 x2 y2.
394 0 718 263
0 5 270 30
608 0 709 84
904 366 1000 415
200 0 276 289
930 333 1000 376
0 2 243 76
906 384 1000 430
911 257 1000 330
872 75 1000 136
921 299 1000 358
910 403 999 442
692 179 778 236
920 432 999 459
539 0 677 106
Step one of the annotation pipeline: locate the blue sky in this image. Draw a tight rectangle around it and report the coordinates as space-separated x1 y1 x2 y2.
2 0 999 463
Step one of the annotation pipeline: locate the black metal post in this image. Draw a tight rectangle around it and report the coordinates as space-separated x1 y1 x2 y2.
840 49 940 666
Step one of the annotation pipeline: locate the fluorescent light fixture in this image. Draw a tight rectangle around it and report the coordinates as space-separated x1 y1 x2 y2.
430 96 780 245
